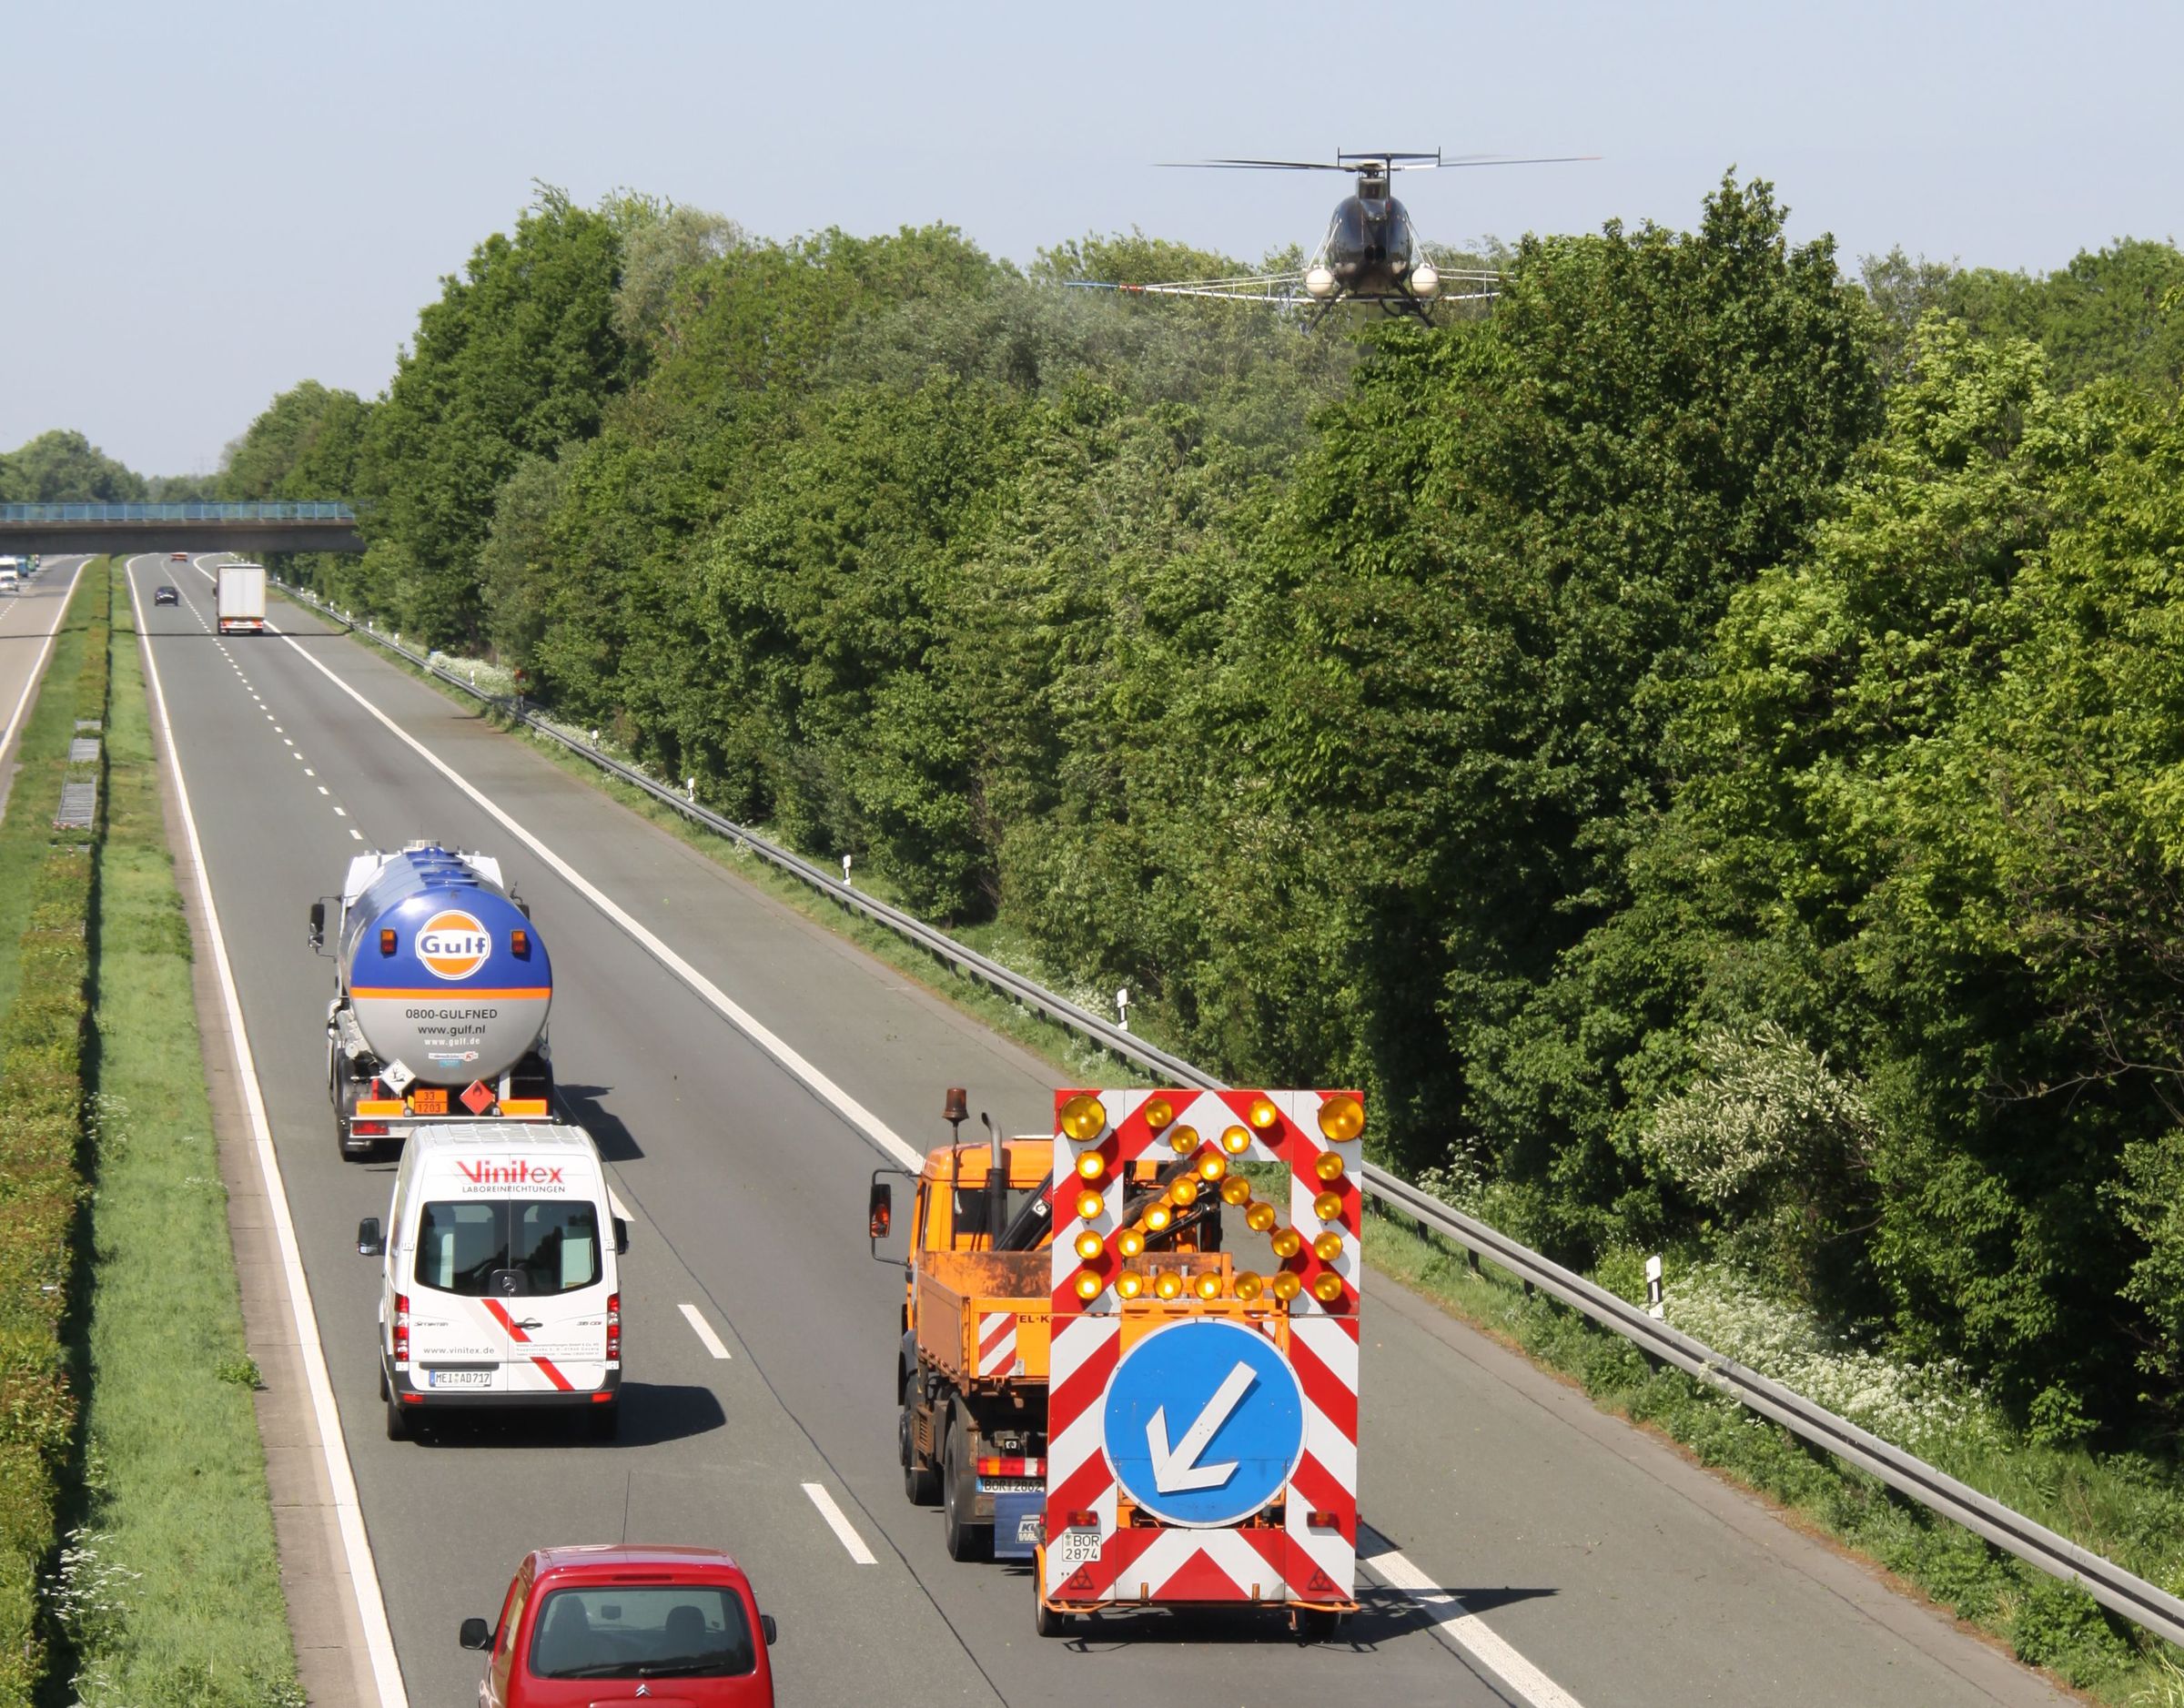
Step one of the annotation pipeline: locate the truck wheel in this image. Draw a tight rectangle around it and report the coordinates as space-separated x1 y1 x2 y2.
1292 1608 1342 1642
901 1389 938 1506
942 1414 989 1562
1035 1594 1070 1639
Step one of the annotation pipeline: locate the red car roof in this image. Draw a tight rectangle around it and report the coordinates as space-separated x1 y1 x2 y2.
528 1543 750 1582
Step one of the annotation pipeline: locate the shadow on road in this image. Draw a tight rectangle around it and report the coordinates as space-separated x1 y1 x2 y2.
412 1381 726 1450
998 1566 1557 1653
553 1085 643 1161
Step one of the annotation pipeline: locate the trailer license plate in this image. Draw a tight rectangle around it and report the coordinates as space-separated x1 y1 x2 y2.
1055 1529 1101 1568
426 1369 491 1389
410 1088 448 1115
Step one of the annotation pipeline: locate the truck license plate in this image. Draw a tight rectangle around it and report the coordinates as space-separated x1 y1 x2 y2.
426 1369 491 1389
1055 1528 1101 1568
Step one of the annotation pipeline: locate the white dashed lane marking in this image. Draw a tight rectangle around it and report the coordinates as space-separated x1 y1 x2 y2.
678 1303 733 1361
167 560 358 840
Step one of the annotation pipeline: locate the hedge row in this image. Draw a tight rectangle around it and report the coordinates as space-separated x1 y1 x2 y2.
0 568 110 1705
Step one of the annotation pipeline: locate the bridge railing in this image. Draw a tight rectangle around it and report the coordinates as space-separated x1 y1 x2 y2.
0 501 356 522
272 573 2184 1653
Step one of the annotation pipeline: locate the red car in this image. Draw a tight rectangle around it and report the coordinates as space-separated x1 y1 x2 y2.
460 1545 777 1706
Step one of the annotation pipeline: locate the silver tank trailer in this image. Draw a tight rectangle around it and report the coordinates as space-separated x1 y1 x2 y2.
336 845 551 1085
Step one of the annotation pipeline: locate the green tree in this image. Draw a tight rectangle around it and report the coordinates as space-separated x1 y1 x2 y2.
0 430 147 501
355 185 634 646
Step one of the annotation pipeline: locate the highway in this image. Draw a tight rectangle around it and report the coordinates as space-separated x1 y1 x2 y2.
0 554 91 819
124 552 2068 1707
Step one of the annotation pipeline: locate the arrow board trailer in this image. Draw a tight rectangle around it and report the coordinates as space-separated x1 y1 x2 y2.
1038 1087 1362 1638
312 843 556 1159
874 1084 1362 1640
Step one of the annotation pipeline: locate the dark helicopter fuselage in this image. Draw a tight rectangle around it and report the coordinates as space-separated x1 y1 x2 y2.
1320 177 1421 296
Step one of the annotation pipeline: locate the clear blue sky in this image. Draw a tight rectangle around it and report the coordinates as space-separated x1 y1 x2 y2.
7 0 2178 478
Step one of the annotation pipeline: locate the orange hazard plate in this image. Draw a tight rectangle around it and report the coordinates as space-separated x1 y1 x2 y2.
410 1088 448 1115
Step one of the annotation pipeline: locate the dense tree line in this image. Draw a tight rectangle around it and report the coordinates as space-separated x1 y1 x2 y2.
0 429 215 502
229 179 2184 1437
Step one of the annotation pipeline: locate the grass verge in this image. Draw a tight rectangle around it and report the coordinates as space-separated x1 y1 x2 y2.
0 564 106 1707
288 586 2184 1700
48 564 305 1707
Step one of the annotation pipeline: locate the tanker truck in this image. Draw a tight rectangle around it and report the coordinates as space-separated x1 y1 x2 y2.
308 843 556 1159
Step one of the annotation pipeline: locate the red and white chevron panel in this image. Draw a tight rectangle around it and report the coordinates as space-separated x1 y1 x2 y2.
1042 1088 1361 1606
977 1310 1021 1379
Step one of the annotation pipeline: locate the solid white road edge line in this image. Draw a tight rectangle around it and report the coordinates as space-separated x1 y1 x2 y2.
126 559 412 1708
802 1483 879 1566
1360 1524 1587 1708
0 555 88 761
678 1302 733 1360
266 614 925 1172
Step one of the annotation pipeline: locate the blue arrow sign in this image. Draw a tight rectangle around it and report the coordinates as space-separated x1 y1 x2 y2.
1101 1318 1305 1528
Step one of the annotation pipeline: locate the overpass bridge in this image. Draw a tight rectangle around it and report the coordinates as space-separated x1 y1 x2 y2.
0 500 362 554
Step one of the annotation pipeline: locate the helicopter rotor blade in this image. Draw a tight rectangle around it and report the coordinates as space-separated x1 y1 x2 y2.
1159 157 1359 172
1395 153 1602 170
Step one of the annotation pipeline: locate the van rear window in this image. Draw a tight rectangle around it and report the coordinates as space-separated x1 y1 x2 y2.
415 1200 602 1296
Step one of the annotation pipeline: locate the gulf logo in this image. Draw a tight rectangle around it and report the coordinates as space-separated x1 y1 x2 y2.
416 909 492 980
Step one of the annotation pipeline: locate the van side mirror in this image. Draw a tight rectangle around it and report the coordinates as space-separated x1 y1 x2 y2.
356 1218 383 1258
458 1616 492 1651
867 1180 892 1243
307 901 325 950
761 1612 777 1646
612 1216 629 1256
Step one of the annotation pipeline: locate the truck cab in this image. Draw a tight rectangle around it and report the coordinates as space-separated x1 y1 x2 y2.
875 1100 1230 1565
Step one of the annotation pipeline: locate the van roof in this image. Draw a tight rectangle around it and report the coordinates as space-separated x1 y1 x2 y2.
408 1123 595 1152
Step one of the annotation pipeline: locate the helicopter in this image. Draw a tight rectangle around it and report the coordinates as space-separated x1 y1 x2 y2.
1068 148 1594 325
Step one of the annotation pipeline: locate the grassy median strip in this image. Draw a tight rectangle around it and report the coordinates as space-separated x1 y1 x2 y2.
47 564 306 1707
0 564 106 1707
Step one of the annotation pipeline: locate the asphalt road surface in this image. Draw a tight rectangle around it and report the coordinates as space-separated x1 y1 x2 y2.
123 553 2068 1708
0 553 90 819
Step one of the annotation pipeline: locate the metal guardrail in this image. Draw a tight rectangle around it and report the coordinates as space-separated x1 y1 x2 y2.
0 501 355 522
276 577 2184 1652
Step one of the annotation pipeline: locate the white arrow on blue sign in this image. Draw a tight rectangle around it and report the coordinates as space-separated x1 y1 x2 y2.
1100 1317 1306 1528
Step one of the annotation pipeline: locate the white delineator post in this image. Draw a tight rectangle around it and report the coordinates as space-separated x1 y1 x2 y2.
841 854 853 888
1646 1254 1663 1320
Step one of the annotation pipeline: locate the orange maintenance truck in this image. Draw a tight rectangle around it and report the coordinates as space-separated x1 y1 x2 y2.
868 1086 1364 1637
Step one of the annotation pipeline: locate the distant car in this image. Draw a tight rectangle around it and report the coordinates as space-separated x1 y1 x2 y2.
460 1545 778 1706
154 586 180 606
170 551 188 561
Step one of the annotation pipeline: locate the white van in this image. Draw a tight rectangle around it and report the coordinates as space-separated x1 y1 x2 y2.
356 1124 625 1440
0 565 18 596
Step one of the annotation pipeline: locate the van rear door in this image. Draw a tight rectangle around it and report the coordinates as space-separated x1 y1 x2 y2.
410 1198 513 1393
494 1198 611 1396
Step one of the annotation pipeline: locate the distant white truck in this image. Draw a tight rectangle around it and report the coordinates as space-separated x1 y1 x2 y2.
217 561 267 634
0 559 20 595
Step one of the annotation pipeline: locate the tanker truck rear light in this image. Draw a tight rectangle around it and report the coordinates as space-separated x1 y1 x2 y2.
393 1294 410 1365
379 928 396 955
352 1121 389 1137
605 1293 620 1362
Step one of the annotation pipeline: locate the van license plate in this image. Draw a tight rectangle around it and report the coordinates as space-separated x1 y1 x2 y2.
1055 1528 1101 1568
426 1369 492 1389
